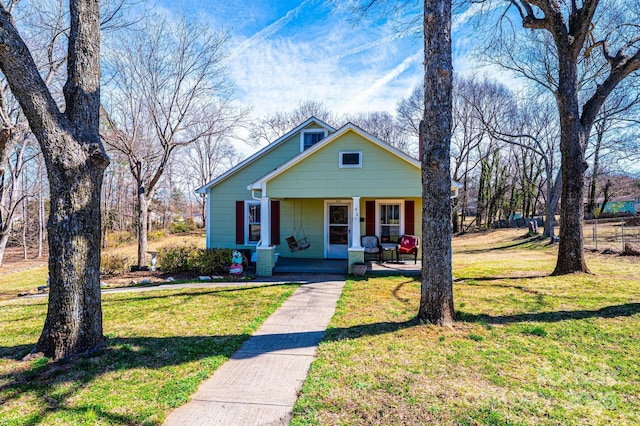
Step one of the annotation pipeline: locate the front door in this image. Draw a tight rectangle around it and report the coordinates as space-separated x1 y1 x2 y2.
326 203 350 259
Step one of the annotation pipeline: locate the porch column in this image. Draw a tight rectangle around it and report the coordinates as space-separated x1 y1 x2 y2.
259 186 271 247
351 196 362 249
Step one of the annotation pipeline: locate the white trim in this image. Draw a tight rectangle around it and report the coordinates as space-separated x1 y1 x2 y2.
195 117 335 194
324 200 352 259
375 199 405 243
248 123 421 191
339 151 362 168
245 200 261 246
300 129 328 152
204 193 211 247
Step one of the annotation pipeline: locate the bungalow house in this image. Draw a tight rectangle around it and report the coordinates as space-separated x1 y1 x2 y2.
196 117 460 276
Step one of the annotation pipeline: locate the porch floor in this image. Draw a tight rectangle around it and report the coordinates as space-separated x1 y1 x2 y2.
272 257 421 276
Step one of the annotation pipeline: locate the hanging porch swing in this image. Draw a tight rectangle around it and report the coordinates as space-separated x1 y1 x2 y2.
286 199 310 252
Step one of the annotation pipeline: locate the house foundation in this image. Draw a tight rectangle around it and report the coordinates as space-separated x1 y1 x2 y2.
347 248 365 274
256 246 276 277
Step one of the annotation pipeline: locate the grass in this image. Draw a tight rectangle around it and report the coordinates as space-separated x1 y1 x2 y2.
0 233 206 301
0 283 298 425
291 229 640 425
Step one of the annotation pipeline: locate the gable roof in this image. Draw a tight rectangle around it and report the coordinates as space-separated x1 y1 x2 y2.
195 117 336 194
247 122 420 191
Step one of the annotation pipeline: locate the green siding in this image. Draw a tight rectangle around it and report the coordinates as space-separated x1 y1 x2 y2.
267 130 421 199
207 125 325 249
206 126 423 259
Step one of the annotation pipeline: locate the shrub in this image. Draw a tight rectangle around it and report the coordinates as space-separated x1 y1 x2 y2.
156 244 234 275
148 229 165 241
104 231 135 248
190 248 234 276
157 243 199 273
185 218 198 231
170 221 188 234
101 253 132 275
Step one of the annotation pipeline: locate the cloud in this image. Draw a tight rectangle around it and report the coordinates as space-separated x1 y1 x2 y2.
230 0 315 59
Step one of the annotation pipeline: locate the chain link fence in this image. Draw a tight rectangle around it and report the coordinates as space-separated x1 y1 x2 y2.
583 218 640 252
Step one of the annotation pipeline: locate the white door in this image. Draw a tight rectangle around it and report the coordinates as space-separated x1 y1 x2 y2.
326 203 350 259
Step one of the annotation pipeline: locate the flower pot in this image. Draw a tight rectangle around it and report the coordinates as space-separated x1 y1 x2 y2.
352 262 367 277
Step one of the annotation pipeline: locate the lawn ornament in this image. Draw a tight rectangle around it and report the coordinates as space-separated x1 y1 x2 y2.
230 250 244 275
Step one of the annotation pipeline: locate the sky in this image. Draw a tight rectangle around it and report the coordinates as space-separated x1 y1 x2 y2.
154 0 493 120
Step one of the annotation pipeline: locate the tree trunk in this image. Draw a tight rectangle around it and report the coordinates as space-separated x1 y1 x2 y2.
38 157 45 258
0 0 109 359
418 0 454 326
0 231 9 266
587 129 603 216
451 196 459 233
552 54 589 275
36 158 106 358
137 188 149 268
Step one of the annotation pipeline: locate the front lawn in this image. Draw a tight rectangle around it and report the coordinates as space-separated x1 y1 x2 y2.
0 283 297 425
291 231 640 425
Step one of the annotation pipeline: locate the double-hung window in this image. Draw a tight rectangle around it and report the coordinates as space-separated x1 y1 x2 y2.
379 203 401 243
246 202 261 244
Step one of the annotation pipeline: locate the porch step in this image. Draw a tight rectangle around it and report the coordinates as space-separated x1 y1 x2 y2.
273 258 348 275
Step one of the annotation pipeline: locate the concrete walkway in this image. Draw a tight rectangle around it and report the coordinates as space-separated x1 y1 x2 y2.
163 279 346 426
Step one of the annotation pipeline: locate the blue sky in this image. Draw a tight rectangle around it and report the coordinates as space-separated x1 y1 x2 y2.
155 0 496 119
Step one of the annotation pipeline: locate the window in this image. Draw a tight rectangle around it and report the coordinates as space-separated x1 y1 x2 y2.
301 130 326 151
379 203 401 243
246 202 261 244
339 151 362 168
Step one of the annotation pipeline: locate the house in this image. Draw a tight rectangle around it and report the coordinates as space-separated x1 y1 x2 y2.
196 117 460 276
595 197 637 215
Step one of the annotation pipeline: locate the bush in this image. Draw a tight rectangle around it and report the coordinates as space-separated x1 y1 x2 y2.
170 221 188 234
156 244 234 275
101 253 132 275
104 231 135 248
148 230 165 241
190 248 234 276
185 218 198 231
157 243 199 273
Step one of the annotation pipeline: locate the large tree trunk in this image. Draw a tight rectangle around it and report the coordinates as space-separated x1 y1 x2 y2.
552 53 589 275
418 0 455 326
36 156 106 358
0 0 109 359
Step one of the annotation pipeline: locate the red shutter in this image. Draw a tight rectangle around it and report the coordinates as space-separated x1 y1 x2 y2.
235 201 244 244
405 200 415 236
271 200 280 245
365 201 375 236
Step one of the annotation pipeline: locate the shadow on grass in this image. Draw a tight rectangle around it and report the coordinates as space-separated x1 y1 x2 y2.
457 302 640 324
323 303 640 341
0 333 251 425
455 236 541 255
100 282 296 304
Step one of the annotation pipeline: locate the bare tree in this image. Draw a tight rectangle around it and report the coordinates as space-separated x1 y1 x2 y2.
249 100 339 145
102 15 235 268
475 0 640 274
0 0 108 359
346 110 415 155
179 118 242 227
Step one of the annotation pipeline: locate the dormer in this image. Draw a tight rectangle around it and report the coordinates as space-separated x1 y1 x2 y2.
300 129 327 151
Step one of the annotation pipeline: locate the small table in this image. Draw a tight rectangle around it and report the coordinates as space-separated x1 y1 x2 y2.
380 243 397 263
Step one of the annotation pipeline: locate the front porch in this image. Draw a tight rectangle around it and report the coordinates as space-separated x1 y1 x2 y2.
272 257 422 276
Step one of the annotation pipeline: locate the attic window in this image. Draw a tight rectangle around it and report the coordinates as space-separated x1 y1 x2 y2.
301 130 326 151
339 151 362 168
